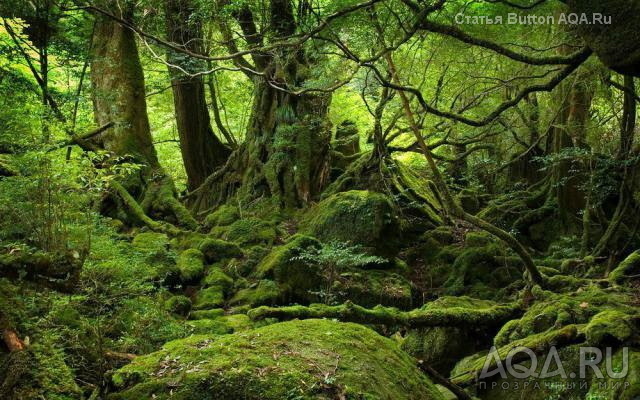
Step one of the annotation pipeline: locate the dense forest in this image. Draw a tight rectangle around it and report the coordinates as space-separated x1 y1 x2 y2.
0 0 639 399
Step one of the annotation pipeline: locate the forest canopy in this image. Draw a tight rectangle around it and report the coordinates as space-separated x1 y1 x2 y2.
0 0 639 399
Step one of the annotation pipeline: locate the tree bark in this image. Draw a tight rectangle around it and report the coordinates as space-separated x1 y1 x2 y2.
90 1 197 229
165 0 230 191
90 5 159 172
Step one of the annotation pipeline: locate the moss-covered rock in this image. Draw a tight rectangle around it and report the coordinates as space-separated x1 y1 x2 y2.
188 308 225 320
333 269 413 308
299 190 401 257
197 238 242 264
177 249 205 285
255 234 322 301
493 284 638 348
228 279 281 309
586 348 640 400
110 319 444 400
164 295 192 316
584 310 639 346
202 266 233 293
185 318 233 335
444 245 522 300
220 218 277 246
192 286 225 310
402 297 500 375
203 204 240 229
132 232 169 253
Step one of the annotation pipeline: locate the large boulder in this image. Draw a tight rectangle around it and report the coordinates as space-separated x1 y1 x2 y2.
255 234 322 302
110 319 445 400
300 190 400 257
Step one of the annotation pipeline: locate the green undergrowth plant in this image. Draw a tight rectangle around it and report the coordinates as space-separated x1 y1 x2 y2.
291 241 387 304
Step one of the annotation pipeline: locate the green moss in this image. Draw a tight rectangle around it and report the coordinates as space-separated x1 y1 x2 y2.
202 266 233 293
464 231 496 248
333 269 412 308
586 348 640 400
110 319 444 400
584 310 638 345
255 234 322 301
164 295 192 316
444 244 521 300
197 239 243 263
132 232 169 253
609 250 640 284
299 190 401 257
204 204 240 228
401 297 499 374
188 308 225 320
229 279 281 308
177 249 205 285
221 218 277 246
218 313 253 332
185 318 233 335
192 286 225 310
494 284 638 348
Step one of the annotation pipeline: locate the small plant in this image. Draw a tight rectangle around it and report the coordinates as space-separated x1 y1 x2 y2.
291 241 386 305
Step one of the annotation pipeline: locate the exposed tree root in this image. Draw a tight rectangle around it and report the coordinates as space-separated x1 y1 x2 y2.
110 181 182 235
247 301 522 329
418 362 473 400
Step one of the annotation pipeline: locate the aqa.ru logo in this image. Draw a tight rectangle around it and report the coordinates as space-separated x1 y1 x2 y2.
479 346 628 380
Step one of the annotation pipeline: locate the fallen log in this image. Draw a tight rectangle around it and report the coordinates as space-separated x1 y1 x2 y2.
247 301 522 329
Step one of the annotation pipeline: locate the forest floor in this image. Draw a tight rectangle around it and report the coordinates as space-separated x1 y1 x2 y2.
1 179 639 400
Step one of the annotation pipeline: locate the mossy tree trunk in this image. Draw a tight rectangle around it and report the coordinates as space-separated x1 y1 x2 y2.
90 1 196 229
165 0 231 191
547 64 593 232
194 0 331 211
90 5 159 175
239 0 330 209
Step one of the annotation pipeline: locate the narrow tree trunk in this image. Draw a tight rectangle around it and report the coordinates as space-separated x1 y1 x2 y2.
165 0 230 191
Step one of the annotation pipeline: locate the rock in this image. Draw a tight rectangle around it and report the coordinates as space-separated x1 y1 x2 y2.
255 234 322 302
192 286 225 310
202 266 233 293
163 295 192 316
218 218 277 247
228 279 281 309
300 190 400 257
177 249 205 285
402 296 500 375
197 239 243 264
110 319 445 400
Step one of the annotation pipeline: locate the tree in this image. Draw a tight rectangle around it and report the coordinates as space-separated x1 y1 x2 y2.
191 0 332 211
90 0 196 229
164 0 230 191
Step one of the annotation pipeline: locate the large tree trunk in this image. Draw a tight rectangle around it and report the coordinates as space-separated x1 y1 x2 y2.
192 0 331 211
165 0 230 191
91 8 158 173
240 79 331 208
90 2 196 229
